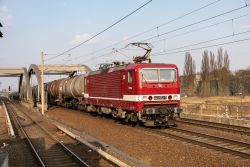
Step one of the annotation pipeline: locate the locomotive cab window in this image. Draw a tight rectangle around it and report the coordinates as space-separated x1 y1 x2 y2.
128 70 133 83
141 69 158 82
141 68 176 83
160 69 176 82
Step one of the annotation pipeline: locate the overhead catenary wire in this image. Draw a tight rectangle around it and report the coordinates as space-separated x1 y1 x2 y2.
72 2 249 64
88 30 250 64
77 13 250 64
66 0 222 63
80 45 144 64
137 0 222 36
140 3 249 42
149 13 250 44
51 1 250 67
46 0 152 61
151 37 250 56
245 0 249 6
152 30 250 55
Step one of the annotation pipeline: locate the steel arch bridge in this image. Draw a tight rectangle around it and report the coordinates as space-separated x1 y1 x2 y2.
0 67 32 102
0 64 91 105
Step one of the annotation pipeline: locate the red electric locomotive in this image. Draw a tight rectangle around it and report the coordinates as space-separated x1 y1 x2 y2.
85 62 181 126
46 43 181 126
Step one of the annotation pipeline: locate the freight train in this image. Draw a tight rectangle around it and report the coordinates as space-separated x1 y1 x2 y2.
44 62 181 127
38 43 181 126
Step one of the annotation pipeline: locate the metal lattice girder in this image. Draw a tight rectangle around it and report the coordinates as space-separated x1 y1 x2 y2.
0 64 91 105
0 67 32 102
28 64 91 103
0 68 24 76
31 64 91 75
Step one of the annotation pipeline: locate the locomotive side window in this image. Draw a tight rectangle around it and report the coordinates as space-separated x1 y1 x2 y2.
128 70 133 83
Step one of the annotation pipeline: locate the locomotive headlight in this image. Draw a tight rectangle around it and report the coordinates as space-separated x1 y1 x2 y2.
173 95 178 100
148 96 153 101
168 95 172 100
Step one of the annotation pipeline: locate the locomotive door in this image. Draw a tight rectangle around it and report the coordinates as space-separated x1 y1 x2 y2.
124 70 134 95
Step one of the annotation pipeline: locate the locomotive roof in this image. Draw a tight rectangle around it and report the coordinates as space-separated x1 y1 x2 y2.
89 63 178 75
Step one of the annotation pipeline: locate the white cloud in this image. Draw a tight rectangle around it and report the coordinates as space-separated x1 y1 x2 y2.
0 5 12 26
71 33 100 45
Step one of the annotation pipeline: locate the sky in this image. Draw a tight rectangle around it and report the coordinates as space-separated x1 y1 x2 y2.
0 0 250 90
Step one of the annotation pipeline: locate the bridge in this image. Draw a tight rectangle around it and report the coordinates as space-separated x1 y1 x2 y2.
0 64 91 107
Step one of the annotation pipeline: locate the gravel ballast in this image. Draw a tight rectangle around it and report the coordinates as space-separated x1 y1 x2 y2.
46 107 250 167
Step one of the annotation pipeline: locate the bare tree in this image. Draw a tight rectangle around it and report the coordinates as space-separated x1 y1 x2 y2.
209 51 220 95
183 52 196 96
201 50 209 81
201 50 210 96
209 51 217 77
229 74 239 95
233 69 250 95
217 48 223 70
223 51 230 71
220 50 230 95
183 52 196 76
183 48 233 97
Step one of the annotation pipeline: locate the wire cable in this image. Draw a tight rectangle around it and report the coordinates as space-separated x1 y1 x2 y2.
46 0 152 61
71 1 249 63
151 37 250 56
75 13 250 64
149 13 250 44
141 3 249 42
152 30 250 55
64 0 222 63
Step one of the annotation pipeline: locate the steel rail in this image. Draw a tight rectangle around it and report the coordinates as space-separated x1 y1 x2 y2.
57 125 132 167
172 127 250 149
177 118 250 135
142 128 250 159
43 112 148 167
9 103 90 167
169 131 250 159
17 103 149 167
6 103 45 167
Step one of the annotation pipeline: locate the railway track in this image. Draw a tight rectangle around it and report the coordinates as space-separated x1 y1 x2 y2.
30 104 250 159
1 100 40 166
7 102 135 167
5 102 90 167
177 118 250 136
142 126 250 159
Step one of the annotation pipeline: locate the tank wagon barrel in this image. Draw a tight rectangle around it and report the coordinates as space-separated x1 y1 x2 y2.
47 75 86 108
47 76 85 98
47 79 65 97
62 76 85 98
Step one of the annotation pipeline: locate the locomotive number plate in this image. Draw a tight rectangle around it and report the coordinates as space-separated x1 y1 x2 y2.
154 96 167 100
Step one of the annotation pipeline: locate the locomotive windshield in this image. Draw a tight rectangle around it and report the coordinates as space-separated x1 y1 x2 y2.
141 69 176 82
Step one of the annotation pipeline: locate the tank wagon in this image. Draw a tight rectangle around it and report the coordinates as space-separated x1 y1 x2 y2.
46 63 181 126
47 76 86 108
